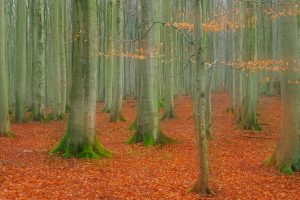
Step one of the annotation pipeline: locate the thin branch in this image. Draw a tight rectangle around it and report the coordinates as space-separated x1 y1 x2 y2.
177 54 195 76
153 21 194 45
205 59 218 70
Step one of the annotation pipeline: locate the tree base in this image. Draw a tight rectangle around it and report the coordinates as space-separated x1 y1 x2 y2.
109 113 126 122
190 182 214 196
31 112 45 122
127 130 175 147
0 130 14 138
129 120 137 130
264 155 299 175
51 132 112 159
161 111 176 120
102 106 111 113
240 118 261 131
45 113 64 121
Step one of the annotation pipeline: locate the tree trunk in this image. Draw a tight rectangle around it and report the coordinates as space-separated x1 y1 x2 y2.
240 1 261 131
267 0 300 174
162 0 175 119
127 0 173 146
103 0 113 113
33 0 46 121
110 0 125 122
191 0 213 195
59 0 67 115
51 0 62 120
14 0 27 123
0 0 12 137
52 0 111 159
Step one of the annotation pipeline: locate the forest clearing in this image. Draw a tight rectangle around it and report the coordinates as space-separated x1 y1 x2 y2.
1 0 300 199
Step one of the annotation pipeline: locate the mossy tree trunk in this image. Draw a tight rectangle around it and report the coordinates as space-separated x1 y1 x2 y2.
267 0 300 174
52 0 111 159
14 0 27 123
191 0 213 195
0 0 12 137
33 0 46 121
127 0 173 147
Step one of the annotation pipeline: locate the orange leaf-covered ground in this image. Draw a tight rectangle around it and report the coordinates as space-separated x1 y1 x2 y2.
1 93 300 199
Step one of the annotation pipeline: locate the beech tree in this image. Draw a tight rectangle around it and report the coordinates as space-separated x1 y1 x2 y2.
191 0 213 195
52 0 111 158
103 0 113 113
110 0 125 122
162 0 175 119
0 0 12 137
32 0 46 121
51 0 63 120
14 0 27 123
127 0 173 146
266 0 300 174
240 1 261 131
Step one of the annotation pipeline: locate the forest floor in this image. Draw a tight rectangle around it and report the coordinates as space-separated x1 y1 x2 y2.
1 93 300 199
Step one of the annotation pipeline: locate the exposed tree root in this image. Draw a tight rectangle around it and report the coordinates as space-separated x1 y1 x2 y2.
0 130 14 138
127 129 175 147
129 120 137 130
240 118 262 131
45 113 64 122
109 113 126 122
190 182 215 196
102 106 111 113
264 154 299 175
51 132 112 159
161 109 176 120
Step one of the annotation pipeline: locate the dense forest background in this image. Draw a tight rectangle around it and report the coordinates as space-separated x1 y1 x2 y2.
1 0 300 199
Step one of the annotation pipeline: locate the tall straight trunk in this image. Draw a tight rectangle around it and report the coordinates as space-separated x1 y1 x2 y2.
59 0 67 114
51 0 62 119
0 0 12 137
240 1 261 131
45 0 52 106
27 0 34 109
162 0 175 119
65 0 72 110
6 0 16 109
110 0 125 122
103 0 113 113
97 0 105 101
128 0 172 146
52 0 111 159
267 0 300 174
227 0 235 111
233 1 243 124
14 0 27 123
33 0 46 120
191 0 213 195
